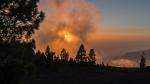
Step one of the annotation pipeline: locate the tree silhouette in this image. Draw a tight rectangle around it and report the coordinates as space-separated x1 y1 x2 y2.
0 0 44 43
0 40 36 84
140 52 146 68
0 0 44 84
76 44 87 63
60 48 69 62
35 50 47 64
89 49 96 64
69 58 75 64
45 45 55 63
45 45 50 57
54 55 60 63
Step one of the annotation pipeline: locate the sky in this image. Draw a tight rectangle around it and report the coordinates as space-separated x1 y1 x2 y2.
86 0 150 56
36 0 150 66
89 0 150 33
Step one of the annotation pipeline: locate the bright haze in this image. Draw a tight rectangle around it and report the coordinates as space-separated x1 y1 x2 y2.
34 0 150 67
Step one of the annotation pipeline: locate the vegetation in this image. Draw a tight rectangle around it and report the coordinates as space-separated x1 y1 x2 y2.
0 0 44 84
76 44 88 63
140 52 146 68
34 44 96 65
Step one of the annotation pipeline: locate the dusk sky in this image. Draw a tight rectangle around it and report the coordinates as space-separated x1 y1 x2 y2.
36 0 150 65
86 0 150 57
90 0 150 33
89 0 150 56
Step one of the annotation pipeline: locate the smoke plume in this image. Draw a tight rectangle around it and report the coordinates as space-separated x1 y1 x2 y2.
34 0 100 60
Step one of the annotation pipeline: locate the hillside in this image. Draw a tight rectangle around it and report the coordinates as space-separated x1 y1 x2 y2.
24 64 150 84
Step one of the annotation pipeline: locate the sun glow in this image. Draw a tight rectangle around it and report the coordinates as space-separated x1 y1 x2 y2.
58 30 79 43
35 0 100 61
64 33 72 42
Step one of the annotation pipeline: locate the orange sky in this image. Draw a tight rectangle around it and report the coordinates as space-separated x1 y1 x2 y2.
35 0 150 66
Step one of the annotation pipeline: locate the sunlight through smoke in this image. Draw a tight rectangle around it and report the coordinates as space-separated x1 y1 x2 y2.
34 0 101 62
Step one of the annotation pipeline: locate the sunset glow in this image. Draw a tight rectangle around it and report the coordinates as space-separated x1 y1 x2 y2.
58 30 77 43
35 0 150 67
64 33 72 42
35 0 100 60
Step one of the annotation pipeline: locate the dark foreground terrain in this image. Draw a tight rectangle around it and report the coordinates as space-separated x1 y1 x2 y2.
25 65 150 84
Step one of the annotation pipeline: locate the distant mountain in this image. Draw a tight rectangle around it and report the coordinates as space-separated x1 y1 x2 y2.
121 49 150 62
109 49 150 67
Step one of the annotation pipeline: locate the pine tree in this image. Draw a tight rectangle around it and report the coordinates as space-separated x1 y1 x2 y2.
35 50 42 64
45 45 50 57
60 48 69 62
76 44 87 63
0 0 44 43
45 45 55 63
0 0 44 83
89 49 96 64
140 52 146 68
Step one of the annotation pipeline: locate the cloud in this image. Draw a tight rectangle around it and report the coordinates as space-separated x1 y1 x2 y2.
110 59 138 67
